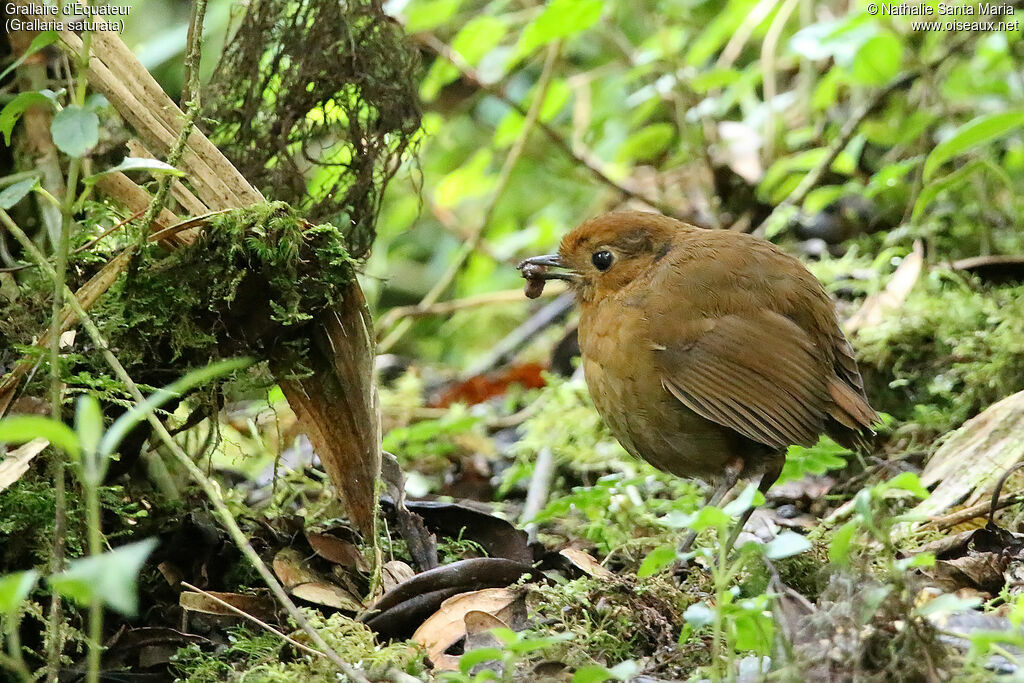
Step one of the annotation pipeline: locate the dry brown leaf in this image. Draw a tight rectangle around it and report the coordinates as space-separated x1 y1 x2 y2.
908 390 1024 524
382 560 416 592
290 581 363 611
279 289 381 539
558 548 614 580
846 239 924 334
307 530 369 572
272 548 320 587
178 590 277 621
0 438 48 493
412 588 521 667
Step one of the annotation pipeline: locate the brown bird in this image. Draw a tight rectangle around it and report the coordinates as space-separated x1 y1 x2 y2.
519 211 877 548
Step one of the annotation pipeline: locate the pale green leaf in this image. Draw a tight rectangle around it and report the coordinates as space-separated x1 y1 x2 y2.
851 33 902 86
764 531 812 560
0 177 40 210
923 110 1024 180
0 571 39 615
0 415 80 459
83 157 185 185
516 0 603 57
637 543 677 578
49 538 158 616
50 105 99 158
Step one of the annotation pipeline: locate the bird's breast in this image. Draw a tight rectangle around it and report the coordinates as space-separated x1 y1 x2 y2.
578 298 748 480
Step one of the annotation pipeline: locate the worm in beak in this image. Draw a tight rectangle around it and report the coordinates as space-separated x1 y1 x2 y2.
517 254 576 299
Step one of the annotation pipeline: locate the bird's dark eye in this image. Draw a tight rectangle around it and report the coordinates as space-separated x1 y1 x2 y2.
592 250 613 271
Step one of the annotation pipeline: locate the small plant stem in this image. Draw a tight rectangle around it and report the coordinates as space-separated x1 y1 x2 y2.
710 527 728 683
4 616 31 682
42 22 94 680
84 475 102 683
0 210 369 683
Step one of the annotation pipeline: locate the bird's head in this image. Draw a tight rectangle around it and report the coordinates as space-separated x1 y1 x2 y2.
518 211 685 304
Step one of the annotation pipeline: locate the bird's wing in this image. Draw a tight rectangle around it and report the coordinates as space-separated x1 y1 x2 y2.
654 310 832 451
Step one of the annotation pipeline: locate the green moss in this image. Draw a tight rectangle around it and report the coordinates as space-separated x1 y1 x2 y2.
171 613 428 682
90 202 355 379
527 576 698 676
856 271 1024 439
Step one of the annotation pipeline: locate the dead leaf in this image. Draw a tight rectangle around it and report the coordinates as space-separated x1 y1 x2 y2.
846 240 924 334
179 590 277 621
405 500 532 564
273 548 320 587
952 254 1024 285
382 560 416 592
0 438 48 493
291 581 363 611
307 529 369 572
412 588 522 667
381 451 439 571
558 548 613 580
279 285 381 539
361 557 533 640
906 390 1024 526
273 547 363 610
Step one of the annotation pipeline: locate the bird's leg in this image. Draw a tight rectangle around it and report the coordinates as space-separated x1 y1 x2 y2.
678 457 745 556
723 455 785 557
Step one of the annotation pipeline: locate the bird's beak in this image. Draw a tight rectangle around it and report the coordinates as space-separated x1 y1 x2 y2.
517 254 576 281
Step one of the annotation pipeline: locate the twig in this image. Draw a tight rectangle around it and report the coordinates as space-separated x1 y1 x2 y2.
989 462 1024 526
378 43 561 353
752 31 975 236
0 211 369 683
464 291 575 378
133 0 206 251
924 494 1024 531
418 34 701 225
179 582 326 660
520 446 555 544
379 283 566 327
0 208 146 273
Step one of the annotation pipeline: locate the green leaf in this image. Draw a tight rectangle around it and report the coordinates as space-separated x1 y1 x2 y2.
0 91 55 145
50 105 99 158
722 484 758 518
100 358 251 459
572 666 612 683
850 33 902 86
685 0 757 66
0 177 40 210
404 0 463 32
637 543 677 578
683 602 714 628
764 531 811 560
0 31 59 82
74 395 105 482
457 647 503 673
0 570 39 615
882 471 930 499
616 123 675 163
49 538 158 616
83 157 185 185
923 110 1024 181
828 520 858 565
0 415 80 459
912 159 986 222
516 0 603 57
802 185 846 215
916 592 982 618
